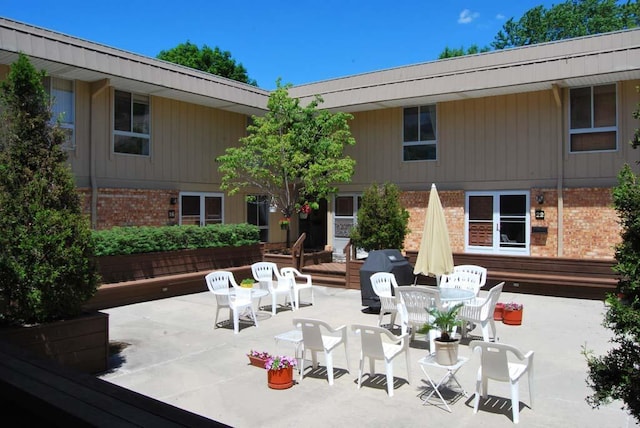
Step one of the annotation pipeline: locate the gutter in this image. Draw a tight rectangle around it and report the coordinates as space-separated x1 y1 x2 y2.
89 79 110 229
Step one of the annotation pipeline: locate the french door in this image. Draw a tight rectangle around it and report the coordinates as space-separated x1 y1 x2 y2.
465 191 530 255
179 192 224 226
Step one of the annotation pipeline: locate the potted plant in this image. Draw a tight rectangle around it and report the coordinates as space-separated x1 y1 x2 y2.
279 218 290 230
240 279 255 288
418 303 464 366
264 354 297 389
247 350 271 368
502 302 524 325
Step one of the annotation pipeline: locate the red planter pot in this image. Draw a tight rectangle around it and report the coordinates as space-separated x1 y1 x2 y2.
493 303 505 321
267 367 294 389
248 356 268 368
502 308 523 325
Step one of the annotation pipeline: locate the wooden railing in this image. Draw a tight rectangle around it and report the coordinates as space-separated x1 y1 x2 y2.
292 232 307 270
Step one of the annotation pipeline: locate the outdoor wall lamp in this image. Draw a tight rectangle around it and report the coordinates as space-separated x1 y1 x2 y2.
536 193 544 204
170 197 177 205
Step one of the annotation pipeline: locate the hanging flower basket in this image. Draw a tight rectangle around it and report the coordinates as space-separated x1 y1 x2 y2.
279 218 290 230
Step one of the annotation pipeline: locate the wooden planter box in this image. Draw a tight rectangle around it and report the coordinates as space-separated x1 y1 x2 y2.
86 244 262 310
0 311 109 374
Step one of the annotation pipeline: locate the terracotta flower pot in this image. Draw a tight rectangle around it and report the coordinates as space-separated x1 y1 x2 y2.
267 367 294 389
502 308 523 325
248 356 268 368
493 303 505 321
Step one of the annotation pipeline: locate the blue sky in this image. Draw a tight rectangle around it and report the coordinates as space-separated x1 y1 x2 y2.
4 1 557 89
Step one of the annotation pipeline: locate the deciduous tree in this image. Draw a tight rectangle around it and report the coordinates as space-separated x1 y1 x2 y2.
158 41 257 86
217 80 356 247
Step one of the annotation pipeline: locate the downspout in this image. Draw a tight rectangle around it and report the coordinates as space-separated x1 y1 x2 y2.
552 84 564 257
89 79 110 229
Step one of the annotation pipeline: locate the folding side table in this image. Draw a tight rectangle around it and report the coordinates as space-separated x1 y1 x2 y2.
274 329 303 374
418 354 469 412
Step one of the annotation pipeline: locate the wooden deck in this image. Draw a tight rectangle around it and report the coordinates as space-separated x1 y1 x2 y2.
301 262 347 288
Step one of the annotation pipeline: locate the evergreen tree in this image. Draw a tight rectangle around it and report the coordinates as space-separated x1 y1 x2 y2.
349 182 409 252
0 54 99 325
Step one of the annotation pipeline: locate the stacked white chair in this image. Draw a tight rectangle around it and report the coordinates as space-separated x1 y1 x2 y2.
280 267 314 310
251 261 295 316
370 272 400 328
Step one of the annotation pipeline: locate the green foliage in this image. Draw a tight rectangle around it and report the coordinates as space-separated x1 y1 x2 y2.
417 303 464 341
92 224 260 256
492 0 640 50
584 163 640 421
217 79 356 246
157 41 257 86
0 54 99 325
349 182 409 251
438 44 490 59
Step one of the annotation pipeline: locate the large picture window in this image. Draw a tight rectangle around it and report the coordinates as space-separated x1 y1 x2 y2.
45 77 75 150
403 105 437 161
466 191 529 255
113 90 150 156
569 84 617 152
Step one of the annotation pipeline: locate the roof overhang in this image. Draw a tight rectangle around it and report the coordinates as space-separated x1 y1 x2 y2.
0 18 270 116
289 29 640 112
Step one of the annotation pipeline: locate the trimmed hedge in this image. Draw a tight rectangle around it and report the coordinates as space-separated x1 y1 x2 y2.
92 224 260 257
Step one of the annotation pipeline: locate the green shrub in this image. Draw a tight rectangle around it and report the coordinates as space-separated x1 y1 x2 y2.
349 182 409 251
0 54 99 325
92 223 260 256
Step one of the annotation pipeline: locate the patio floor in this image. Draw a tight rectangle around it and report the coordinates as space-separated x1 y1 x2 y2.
99 285 638 428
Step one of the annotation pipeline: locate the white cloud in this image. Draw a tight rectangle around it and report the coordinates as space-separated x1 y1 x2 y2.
458 9 479 24
496 13 505 20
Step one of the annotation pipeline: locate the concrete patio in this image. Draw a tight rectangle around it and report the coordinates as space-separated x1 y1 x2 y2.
100 285 638 427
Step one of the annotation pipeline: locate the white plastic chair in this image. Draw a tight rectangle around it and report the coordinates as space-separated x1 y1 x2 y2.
370 272 400 328
293 318 349 386
351 324 411 397
469 340 534 424
453 265 487 289
228 286 257 334
204 270 237 328
251 261 295 315
459 282 504 342
280 267 314 310
440 270 482 296
396 286 441 352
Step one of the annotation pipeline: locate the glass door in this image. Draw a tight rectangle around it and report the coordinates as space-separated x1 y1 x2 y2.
466 191 529 255
333 194 362 259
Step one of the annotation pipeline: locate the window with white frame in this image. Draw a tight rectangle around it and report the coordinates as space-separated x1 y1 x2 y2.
113 90 150 156
403 105 437 161
45 77 75 150
569 84 617 152
465 191 530 255
247 195 269 242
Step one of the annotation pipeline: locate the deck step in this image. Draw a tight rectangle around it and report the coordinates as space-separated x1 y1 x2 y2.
308 273 346 288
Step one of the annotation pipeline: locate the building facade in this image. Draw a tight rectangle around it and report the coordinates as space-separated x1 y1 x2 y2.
1 18 639 261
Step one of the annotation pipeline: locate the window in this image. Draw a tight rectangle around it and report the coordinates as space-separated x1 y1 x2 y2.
247 195 269 242
45 77 75 150
466 191 529 255
403 105 437 161
179 192 223 226
113 90 150 155
569 84 617 152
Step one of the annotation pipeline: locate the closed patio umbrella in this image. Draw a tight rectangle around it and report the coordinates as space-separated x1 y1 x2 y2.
413 183 454 283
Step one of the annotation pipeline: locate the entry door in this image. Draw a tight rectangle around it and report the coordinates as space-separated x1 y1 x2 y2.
465 191 529 255
333 194 361 258
180 192 224 226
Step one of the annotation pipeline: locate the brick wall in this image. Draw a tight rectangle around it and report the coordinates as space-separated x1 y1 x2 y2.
401 187 619 260
78 188 179 230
